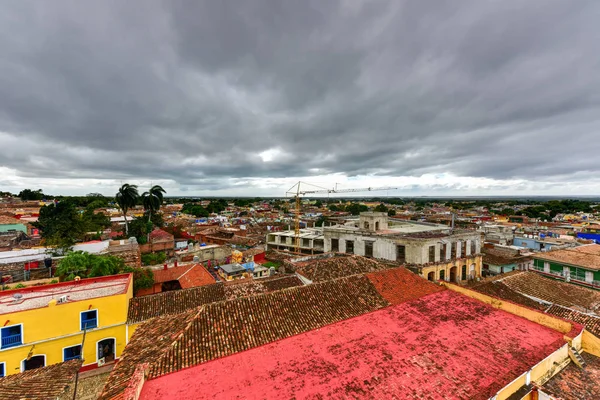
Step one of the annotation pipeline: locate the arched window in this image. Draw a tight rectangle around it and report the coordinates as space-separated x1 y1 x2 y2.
439 269 445 281
461 265 467 280
375 221 380 230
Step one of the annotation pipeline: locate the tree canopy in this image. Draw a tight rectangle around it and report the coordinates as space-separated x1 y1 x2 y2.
18 188 46 200
33 200 110 252
56 251 154 293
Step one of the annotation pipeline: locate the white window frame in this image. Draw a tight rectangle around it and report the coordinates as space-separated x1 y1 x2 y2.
0 323 24 350
80 309 99 331
96 337 117 362
62 344 83 362
20 354 46 372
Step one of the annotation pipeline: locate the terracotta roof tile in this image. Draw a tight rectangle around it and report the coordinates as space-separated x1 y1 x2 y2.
534 244 600 270
546 305 600 337
152 264 215 288
542 352 600 399
500 272 600 312
0 359 82 400
470 280 546 311
178 264 217 289
223 276 303 300
291 254 393 282
147 275 388 379
106 275 388 398
366 267 445 305
98 309 201 400
127 283 225 324
127 275 304 324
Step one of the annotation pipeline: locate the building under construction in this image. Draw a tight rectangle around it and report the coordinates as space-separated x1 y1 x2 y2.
267 212 483 283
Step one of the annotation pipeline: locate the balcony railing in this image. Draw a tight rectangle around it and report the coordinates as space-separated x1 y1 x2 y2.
81 318 97 330
1 334 22 349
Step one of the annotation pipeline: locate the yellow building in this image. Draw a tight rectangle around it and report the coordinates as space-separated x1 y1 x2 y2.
0 273 132 376
411 254 483 283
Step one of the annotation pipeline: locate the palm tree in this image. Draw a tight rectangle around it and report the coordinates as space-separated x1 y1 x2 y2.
115 184 139 235
141 185 166 222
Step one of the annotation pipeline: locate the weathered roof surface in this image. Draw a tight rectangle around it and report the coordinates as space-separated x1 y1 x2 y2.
500 272 600 312
0 273 131 315
148 228 173 242
546 304 600 337
0 359 81 400
138 290 565 400
148 275 388 379
128 275 304 324
127 283 225 324
98 308 201 400
469 277 546 311
482 248 526 266
104 275 388 399
366 266 445 305
293 254 392 282
223 275 303 300
534 244 600 270
542 352 600 399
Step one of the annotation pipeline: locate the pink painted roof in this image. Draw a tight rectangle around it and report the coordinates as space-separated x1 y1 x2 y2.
139 290 565 400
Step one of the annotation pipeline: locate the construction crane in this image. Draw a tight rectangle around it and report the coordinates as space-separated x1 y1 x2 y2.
286 181 397 253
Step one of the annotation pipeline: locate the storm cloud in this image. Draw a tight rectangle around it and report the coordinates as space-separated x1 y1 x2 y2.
1 0 600 196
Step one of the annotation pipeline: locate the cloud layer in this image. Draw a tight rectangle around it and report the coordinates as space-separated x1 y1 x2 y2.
1 1 600 196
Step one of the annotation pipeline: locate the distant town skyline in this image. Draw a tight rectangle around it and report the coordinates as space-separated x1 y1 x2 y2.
2 1 600 196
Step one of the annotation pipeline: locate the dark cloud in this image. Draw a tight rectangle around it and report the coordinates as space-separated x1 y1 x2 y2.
1 0 600 195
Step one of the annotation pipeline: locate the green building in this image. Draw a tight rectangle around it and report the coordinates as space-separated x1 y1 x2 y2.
532 244 600 290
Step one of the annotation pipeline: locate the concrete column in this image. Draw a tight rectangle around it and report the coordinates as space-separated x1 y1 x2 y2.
456 241 462 258
475 240 481 254
466 240 471 256
445 244 451 261
434 243 441 262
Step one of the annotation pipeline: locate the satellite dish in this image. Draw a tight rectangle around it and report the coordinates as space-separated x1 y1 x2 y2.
13 293 23 300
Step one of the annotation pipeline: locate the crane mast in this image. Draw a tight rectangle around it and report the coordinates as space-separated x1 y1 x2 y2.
285 182 397 253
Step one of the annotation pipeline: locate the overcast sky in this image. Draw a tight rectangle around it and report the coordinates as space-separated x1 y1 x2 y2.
1 1 600 197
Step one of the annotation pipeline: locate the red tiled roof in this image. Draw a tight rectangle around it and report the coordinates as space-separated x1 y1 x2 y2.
149 228 173 242
106 276 387 399
152 264 215 288
0 359 82 400
178 264 216 289
138 290 565 400
366 267 445 305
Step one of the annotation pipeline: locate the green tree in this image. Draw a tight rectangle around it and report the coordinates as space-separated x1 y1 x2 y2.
127 217 154 244
500 208 515 216
374 203 388 213
388 209 396 216
33 200 88 253
122 266 154 293
314 200 323 208
141 185 166 222
115 184 139 235
18 188 45 201
346 203 368 215
57 251 154 294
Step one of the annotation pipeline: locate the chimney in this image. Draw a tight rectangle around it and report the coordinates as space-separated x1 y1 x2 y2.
174 260 178 268
163 263 168 270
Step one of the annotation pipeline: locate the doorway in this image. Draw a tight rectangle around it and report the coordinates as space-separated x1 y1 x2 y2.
450 266 457 283
427 271 435 281
97 338 116 363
